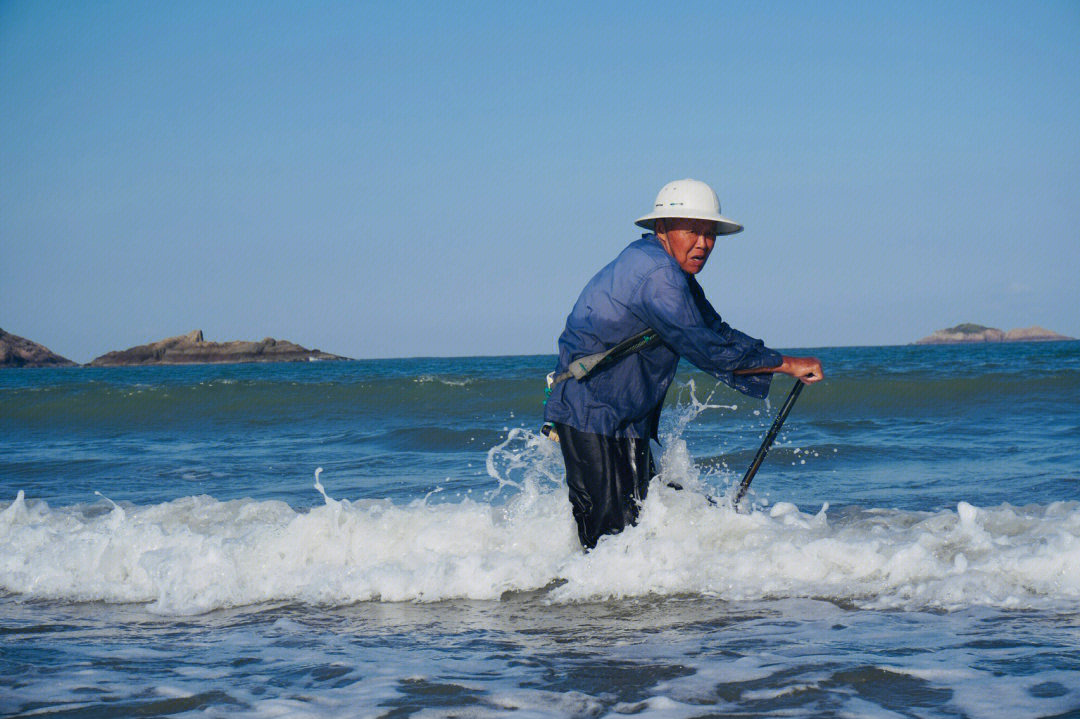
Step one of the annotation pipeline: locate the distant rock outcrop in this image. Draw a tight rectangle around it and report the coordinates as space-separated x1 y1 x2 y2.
88 330 349 366
1003 326 1071 342
0 328 78 368
916 323 1074 345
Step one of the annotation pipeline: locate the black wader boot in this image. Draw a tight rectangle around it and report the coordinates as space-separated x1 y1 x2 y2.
554 422 655 550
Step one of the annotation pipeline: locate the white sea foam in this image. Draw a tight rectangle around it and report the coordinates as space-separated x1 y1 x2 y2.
2 447 1079 615
414 374 472 386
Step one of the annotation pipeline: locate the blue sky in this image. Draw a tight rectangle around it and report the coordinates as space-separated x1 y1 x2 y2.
2 1 1078 361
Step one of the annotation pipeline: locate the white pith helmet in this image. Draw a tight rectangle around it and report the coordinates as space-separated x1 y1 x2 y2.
635 178 743 235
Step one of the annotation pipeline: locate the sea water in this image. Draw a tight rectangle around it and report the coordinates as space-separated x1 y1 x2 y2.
2 342 1079 717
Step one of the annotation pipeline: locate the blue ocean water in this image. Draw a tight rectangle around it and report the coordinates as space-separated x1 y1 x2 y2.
2 342 1079 717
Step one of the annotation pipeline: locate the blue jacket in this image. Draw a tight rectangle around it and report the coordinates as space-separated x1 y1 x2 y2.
544 235 783 439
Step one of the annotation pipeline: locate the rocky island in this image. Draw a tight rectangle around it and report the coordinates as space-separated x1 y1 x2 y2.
87 330 350 366
916 323 1074 345
0 328 78 368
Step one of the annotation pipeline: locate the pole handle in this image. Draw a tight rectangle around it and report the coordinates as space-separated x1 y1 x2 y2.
733 380 805 509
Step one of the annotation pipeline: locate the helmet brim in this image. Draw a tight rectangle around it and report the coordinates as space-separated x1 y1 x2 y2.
635 211 743 235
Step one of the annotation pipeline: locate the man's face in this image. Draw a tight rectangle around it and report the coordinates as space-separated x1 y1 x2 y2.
656 218 717 274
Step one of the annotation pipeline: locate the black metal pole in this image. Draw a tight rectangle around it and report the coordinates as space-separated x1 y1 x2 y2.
733 380 805 509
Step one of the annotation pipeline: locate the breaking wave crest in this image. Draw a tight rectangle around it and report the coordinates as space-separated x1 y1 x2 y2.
2 432 1078 615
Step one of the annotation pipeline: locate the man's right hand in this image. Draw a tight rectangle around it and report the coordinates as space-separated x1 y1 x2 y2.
734 356 824 383
778 356 824 384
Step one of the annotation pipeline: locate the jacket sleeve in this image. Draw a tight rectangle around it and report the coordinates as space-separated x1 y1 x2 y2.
630 265 782 398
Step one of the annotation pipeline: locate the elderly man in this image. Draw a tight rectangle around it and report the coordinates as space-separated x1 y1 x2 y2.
544 178 823 550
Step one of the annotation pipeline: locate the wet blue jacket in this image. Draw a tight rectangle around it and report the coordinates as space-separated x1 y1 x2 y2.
544 234 783 439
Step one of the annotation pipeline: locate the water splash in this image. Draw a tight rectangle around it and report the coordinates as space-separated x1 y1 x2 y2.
655 379 739 500
484 427 563 499
93 490 127 531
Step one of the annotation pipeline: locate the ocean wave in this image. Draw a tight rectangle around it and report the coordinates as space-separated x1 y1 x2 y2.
2 477 1077 615
0 375 544 427
4 364 1078 429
